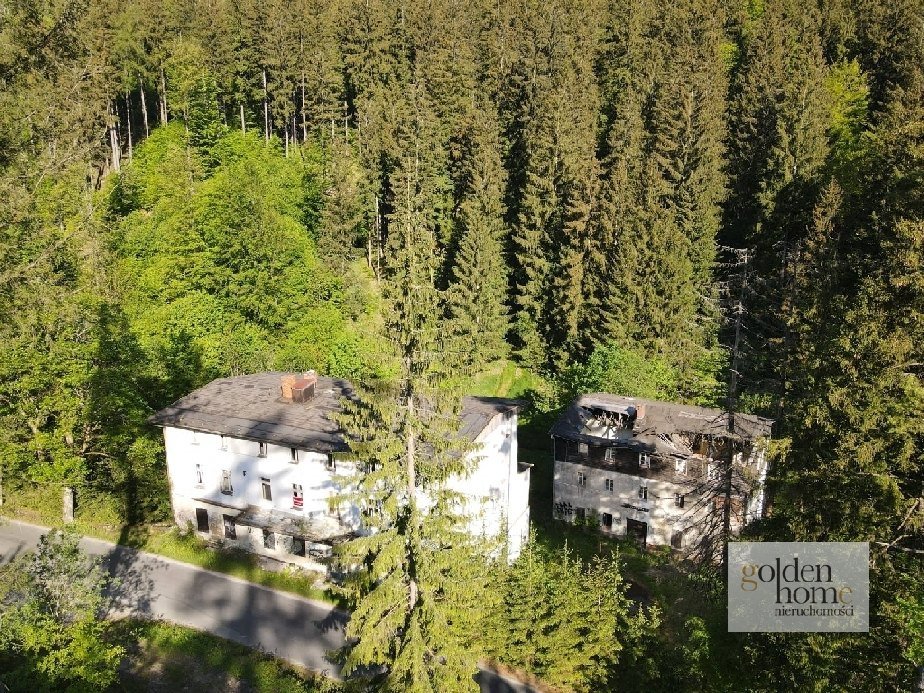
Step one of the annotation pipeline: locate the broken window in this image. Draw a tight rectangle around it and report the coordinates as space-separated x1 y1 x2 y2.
675 493 685 508
639 453 651 469
292 483 304 509
554 437 568 462
577 471 587 487
222 514 236 539
638 485 648 500
261 477 272 501
195 464 203 486
263 529 275 549
258 442 267 458
604 478 614 492
220 470 233 495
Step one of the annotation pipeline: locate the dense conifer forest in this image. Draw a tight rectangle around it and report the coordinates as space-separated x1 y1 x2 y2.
0 0 922 689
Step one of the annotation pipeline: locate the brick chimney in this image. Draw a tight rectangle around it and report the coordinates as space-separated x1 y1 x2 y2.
291 370 318 403
280 374 297 400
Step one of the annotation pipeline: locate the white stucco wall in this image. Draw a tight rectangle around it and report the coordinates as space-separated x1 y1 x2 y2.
164 427 359 524
444 411 530 560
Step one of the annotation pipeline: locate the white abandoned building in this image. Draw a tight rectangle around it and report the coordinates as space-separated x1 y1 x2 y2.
150 372 530 572
550 393 773 551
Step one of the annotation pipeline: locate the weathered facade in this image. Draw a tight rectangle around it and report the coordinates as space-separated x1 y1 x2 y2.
550 394 773 551
150 372 530 573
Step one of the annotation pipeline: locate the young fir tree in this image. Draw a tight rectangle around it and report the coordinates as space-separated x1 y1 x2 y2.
336 154 492 693
446 108 510 371
488 536 655 692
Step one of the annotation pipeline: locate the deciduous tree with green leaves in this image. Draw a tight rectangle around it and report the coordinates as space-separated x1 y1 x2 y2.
0 529 124 692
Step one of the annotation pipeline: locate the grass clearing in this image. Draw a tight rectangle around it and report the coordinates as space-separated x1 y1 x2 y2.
467 359 547 399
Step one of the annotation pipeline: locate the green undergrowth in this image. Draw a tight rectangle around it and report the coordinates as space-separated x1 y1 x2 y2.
113 619 348 692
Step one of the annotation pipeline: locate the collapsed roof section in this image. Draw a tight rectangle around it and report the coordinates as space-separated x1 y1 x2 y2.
550 393 774 457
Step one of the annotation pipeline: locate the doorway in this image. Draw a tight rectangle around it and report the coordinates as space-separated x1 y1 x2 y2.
195 508 209 533
626 518 647 546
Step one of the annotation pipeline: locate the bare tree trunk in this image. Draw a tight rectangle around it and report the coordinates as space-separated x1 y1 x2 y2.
108 101 121 173
285 127 289 157
159 66 168 124
125 90 133 160
300 36 308 141
722 249 748 572
239 103 246 132
62 486 75 523
139 77 150 137
368 196 375 272
263 69 270 143
406 391 418 611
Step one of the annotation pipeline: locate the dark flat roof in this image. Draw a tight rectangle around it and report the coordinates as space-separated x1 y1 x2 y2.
148 372 523 453
550 393 773 450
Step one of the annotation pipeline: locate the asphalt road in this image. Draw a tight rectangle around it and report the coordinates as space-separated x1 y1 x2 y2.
0 518 537 691
0 519 347 678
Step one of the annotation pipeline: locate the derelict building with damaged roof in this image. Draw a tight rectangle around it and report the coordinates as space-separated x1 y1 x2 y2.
550 393 773 551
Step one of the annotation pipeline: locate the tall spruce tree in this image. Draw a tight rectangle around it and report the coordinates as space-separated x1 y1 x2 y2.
743 56 924 691
584 0 726 398
336 151 490 692
503 0 604 370
446 108 510 370
723 0 831 410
